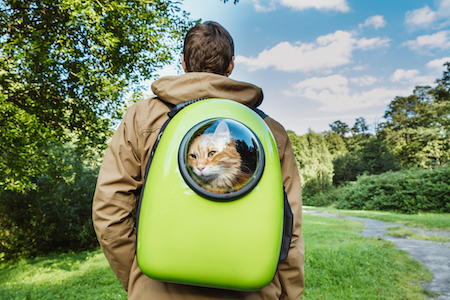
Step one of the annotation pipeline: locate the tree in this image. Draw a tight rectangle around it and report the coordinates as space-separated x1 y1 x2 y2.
382 89 434 131
0 0 196 192
351 117 369 135
0 140 100 260
288 130 334 198
329 120 350 138
332 137 399 185
358 138 400 175
322 131 347 157
379 63 450 168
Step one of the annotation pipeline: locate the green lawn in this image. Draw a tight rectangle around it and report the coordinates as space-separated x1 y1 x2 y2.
302 214 432 299
0 213 434 299
385 226 450 242
0 251 124 299
304 205 450 231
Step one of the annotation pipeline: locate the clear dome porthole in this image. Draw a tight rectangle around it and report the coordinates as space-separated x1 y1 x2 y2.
179 118 265 201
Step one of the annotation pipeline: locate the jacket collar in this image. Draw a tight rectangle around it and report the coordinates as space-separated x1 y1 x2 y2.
151 72 264 108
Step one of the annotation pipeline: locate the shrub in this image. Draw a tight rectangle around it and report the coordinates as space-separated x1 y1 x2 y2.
0 144 100 261
303 185 350 207
336 166 450 213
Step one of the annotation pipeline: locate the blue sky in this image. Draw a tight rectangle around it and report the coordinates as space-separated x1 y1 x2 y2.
147 0 450 135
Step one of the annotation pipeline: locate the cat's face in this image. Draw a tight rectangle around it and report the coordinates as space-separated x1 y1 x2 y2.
187 122 242 189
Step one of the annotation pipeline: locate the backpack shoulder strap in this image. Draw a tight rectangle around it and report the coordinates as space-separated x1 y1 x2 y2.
251 107 268 119
155 97 176 110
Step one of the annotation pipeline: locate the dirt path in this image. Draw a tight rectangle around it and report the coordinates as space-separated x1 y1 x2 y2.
304 210 450 300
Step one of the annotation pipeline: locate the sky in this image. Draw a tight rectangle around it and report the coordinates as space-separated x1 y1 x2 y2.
144 0 450 136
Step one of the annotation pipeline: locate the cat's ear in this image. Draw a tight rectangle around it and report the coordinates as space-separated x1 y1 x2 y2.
213 122 231 141
211 122 231 150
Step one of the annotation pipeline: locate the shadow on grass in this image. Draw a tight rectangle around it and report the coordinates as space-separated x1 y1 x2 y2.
0 250 124 300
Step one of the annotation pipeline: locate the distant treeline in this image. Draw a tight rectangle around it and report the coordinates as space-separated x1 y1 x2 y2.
289 62 450 211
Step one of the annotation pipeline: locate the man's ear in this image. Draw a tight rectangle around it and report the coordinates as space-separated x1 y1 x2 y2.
181 54 188 73
225 56 234 77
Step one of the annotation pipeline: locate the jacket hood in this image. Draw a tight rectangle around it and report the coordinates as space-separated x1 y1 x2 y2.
151 72 263 107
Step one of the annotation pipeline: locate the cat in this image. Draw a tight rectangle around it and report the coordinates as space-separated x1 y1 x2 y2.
187 121 251 193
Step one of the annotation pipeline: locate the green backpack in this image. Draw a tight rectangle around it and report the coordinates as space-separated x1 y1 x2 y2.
136 98 293 291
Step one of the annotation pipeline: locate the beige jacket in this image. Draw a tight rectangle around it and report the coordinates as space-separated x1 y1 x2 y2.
93 73 305 300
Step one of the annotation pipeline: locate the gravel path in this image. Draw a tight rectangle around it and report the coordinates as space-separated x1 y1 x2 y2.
304 210 450 299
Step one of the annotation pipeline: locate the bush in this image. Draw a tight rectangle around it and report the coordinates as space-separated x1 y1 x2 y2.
303 185 350 207
336 166 450 213
0 144 100 261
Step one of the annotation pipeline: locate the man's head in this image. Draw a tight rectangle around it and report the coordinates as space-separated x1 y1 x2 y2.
182 21 234 76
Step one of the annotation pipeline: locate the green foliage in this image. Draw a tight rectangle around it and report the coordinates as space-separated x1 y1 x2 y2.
336 166 450 213
0 0 196 192
379 67 450 169
332 152 361 184
333 137 400 185
0 141 100 261
322 131 347 157
351 117 369 135
380 126 449 168
329 120 350 139
288 130 334 201
301 185 349 207
0 96 52 192
0 0 197 260
325 118 399 186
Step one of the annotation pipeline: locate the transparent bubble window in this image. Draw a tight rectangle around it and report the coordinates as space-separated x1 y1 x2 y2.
179 118 265 201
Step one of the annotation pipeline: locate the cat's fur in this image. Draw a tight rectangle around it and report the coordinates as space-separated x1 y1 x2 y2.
187 121 250 193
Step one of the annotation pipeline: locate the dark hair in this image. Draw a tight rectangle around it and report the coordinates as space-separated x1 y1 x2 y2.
183 21 234 75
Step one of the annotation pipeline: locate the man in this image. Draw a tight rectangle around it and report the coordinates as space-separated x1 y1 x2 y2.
93 21 305 299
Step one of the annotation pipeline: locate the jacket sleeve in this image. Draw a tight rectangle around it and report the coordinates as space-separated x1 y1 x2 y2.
92 104 143 291
265 118 305 300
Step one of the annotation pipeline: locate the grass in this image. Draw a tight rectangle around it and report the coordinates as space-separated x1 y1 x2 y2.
0 214 434 299
304 205 450 231
385 226 450 242
302 214 433 299
0 250 124 299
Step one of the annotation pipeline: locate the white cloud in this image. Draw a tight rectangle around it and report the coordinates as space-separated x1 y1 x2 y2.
391 69 436 85
405 6 436 29
278 0 349 12
425 57 450 72
353 65 368 71
284 74 411 112
355 37 391 50
402 30 450 53
350 75 378 86
359 15 387 29
251 0 276 12
236 30 390 72
441 0 450 15
405 0 450 30
391 69 420 82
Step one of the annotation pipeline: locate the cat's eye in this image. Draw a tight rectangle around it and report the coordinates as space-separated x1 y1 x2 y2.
208 151 216 157
190 154 196 159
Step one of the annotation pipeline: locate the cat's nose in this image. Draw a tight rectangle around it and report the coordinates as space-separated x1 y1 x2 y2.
197 166 205 172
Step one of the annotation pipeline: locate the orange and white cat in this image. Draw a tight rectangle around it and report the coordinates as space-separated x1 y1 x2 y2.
187 121 250 193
